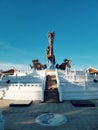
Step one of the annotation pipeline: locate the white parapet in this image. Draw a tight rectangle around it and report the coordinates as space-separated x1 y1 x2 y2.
57 70 98 100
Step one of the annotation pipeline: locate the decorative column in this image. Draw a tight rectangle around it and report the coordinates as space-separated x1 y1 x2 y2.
46 32 55 69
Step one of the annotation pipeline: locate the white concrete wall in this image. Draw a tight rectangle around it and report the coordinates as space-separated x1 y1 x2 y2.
3 83 44 101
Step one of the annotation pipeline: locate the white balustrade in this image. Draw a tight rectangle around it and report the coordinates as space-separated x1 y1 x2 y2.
57 70 98 100
1 70 47 101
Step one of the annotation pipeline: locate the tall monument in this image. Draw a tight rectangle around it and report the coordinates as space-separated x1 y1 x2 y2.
46 31 55 69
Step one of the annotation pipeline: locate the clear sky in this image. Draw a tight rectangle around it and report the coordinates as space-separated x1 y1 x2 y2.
0 0 98 70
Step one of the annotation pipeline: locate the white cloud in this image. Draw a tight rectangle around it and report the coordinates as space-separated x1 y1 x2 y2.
0 62 30 71
0 42 32 56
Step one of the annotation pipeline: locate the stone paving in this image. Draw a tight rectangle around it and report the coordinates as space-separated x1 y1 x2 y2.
0 99 98 130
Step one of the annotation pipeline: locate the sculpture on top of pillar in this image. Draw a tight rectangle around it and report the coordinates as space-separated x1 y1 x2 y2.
48 31 55 44
46 31 55 69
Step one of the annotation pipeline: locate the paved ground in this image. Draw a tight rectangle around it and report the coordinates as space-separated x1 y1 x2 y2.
0 99 98 130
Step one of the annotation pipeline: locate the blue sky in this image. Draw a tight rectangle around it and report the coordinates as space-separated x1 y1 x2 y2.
0 0 98 70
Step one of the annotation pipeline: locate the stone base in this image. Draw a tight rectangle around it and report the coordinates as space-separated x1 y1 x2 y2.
9 100 32 107
71 100 95 107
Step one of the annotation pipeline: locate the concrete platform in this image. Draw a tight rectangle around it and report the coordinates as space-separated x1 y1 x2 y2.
0 99 98 130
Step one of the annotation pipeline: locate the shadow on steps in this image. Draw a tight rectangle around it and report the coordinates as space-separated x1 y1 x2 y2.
44 75 60 103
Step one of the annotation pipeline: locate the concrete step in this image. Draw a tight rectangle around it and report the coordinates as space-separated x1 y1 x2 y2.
46 75 56 82
46 75 57 90
44 89 59 103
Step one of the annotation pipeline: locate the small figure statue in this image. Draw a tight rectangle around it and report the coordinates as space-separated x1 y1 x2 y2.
64 59 72 69
58 59 72 70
